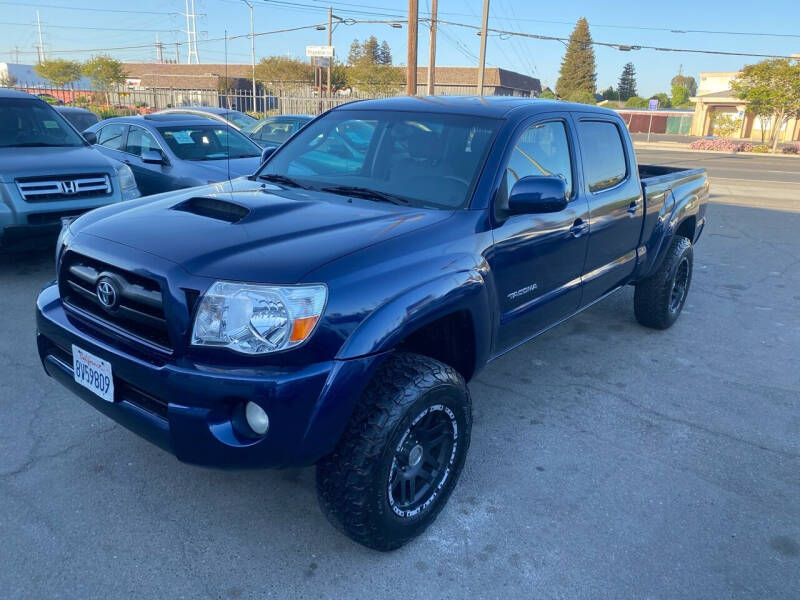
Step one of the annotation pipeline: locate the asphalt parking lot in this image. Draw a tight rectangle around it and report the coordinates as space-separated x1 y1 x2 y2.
1 149 798 600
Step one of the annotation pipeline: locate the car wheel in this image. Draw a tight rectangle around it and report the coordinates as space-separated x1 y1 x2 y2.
634 235 694 329
316 352 471 551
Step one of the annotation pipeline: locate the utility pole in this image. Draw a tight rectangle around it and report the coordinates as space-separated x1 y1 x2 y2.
427 0 437 95
476 0 489 95
327 6 332 99
406 0 418 96
36 10 45 63
175 42 181 64
241 0 256 111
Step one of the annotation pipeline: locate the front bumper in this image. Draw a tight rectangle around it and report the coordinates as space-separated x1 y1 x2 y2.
36 284 387 468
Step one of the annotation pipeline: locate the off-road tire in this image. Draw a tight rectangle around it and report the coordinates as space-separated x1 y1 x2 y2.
316 353 471 551
634 235 694 329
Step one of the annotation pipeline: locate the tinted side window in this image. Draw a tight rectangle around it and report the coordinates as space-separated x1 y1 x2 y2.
126 125 160 157
577 121 627 192
97 124 126 151
502 120 573 200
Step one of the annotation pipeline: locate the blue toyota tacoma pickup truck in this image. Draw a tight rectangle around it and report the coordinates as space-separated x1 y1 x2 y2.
36 96 708 550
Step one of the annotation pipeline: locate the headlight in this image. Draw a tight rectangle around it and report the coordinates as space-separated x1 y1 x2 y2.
191 281 327 355
115 163 137 191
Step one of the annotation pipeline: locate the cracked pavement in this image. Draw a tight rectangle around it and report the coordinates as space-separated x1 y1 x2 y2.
1 150 799 599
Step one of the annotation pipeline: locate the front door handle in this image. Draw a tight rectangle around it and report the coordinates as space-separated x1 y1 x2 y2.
627 200 639 215
569 219 589 238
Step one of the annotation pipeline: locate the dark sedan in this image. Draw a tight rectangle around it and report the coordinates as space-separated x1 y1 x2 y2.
83 114 263 196
247 114 313 147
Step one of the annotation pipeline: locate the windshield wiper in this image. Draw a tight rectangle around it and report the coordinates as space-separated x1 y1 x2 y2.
258 174 310 189
321 185 409 205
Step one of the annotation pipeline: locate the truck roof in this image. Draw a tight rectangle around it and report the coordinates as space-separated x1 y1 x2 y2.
335 95 619 119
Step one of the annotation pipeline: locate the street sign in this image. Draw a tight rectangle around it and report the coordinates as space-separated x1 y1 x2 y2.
648 98 659 110
306 45 334 58
313 56 331 68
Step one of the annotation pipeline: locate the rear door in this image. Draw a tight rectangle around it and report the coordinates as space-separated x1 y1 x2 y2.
491 113 591 354
574 116 643 304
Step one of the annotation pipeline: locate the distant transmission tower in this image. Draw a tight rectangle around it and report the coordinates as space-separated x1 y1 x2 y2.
155 33 164 63
184 0 200 64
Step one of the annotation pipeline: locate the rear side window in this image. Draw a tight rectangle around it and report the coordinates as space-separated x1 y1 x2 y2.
577 120 627 192
97 124 126 151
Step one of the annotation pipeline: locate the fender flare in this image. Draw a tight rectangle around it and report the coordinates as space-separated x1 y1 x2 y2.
641 192 699 279
335 269 493 370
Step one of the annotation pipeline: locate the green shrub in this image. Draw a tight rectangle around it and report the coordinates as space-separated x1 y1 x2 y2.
624 96 649 108
752 145 771 153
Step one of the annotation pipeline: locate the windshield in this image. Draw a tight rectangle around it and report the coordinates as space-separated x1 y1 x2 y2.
0 98 85 148
258 110 500 209
157 125 261 161
225 111 258 130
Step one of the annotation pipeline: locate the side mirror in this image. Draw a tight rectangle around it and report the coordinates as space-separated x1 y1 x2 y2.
507 175 568 214
141 149 165 165
260 146 278 164
83 131 97 144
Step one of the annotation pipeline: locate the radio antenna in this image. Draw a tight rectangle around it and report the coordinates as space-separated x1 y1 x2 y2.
224 30 233 198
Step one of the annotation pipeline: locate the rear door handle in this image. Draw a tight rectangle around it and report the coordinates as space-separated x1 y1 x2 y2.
569 219 589 238
627 200 639 215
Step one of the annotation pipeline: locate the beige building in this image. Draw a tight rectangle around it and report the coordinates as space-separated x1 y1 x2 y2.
690 71 800 142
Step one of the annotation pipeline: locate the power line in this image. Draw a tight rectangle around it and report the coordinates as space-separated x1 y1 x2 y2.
0 21 180 33
1 1 182 15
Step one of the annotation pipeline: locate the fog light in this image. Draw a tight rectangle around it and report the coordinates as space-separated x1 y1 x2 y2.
245 401 269 436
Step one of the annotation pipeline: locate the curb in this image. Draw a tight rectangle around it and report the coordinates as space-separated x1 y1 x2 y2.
633 142 800 158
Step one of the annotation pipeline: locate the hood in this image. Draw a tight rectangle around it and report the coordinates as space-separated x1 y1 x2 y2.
71 177 453 283
0 145 118 182
183 157 261 183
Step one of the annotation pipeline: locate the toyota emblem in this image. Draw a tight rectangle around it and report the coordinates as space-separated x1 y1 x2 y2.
96 278 118 309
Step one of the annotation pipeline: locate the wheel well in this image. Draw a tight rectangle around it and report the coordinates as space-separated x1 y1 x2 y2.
676 216 696 241
396 311 477 382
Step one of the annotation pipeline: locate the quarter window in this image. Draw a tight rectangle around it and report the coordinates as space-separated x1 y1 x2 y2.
577 121 627 192
97 124 126 151
503 121 573 200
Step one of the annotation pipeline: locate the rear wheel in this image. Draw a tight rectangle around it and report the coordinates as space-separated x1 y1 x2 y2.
316 353 471 551
634 235 694 329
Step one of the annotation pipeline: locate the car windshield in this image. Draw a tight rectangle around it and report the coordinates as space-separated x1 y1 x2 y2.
157 125 261 161
0 98 85 148
59 111 98 132
258 110 500 209
224 110 258 130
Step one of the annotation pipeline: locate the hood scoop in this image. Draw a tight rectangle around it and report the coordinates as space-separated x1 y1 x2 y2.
172 197 250 223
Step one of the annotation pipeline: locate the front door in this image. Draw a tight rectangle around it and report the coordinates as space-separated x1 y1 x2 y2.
124 125 171 196
491 115 590 354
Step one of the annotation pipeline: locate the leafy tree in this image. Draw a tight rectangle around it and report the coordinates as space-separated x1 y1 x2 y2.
671 84 690 107
617 62 637 101
34 59 82 88
600 86 618 101
567 90 596 105
671 73 697 97
538 89 556 99
711 113 742 138
650 92 671 108
345 38 401 91
254 56 313 86
81 55 126 105
624 96 649 108
363 36 380 64
732 58 800 151
555 17 596 99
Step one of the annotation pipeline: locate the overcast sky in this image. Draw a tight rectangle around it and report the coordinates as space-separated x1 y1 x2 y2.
2 0 799 95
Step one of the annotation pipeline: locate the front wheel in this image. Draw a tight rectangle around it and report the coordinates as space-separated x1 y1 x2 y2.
316 353 471 551
634 235 694 329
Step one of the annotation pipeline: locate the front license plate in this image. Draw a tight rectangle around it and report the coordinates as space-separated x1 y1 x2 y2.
72 345 115 403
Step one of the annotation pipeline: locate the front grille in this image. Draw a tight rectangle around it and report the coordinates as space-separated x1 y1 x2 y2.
17 173 112 202
60 252 171 352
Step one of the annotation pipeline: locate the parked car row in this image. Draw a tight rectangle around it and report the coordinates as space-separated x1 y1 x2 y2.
0 89 312 246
